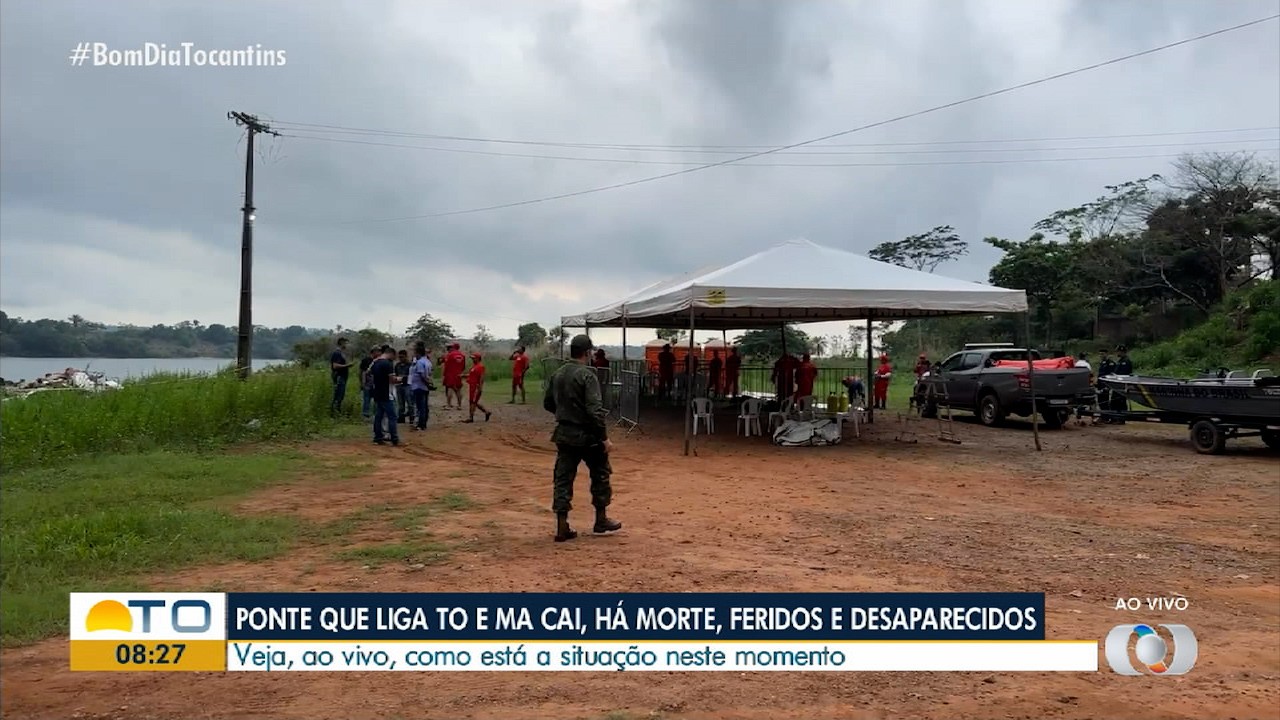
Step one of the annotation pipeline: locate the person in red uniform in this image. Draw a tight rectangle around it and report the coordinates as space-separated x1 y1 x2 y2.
724 346 741 398
509 346 530 404
657 343 675 399
463 352 492 423
795 352 818 400
914 353 930 379
442 343 466 410
707 350 723 398
873 353 893 409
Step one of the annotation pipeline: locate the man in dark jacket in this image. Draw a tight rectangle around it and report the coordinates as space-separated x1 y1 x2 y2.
543 334 623 542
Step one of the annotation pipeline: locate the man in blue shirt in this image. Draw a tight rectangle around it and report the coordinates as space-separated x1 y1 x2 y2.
329 337 353 417
409 341 434 431
369 345 400 446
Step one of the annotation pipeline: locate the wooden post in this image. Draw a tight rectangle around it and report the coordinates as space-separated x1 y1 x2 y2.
865 318 874 423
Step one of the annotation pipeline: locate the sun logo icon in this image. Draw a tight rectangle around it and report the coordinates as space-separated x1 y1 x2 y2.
85 600 133 632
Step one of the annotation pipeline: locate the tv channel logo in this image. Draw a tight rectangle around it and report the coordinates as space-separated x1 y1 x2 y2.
1104 623 1197 676
69 593 225 641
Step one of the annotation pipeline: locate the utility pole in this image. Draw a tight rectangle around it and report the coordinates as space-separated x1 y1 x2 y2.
227 111 278 379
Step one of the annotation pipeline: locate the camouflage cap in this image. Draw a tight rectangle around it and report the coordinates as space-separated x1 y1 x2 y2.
570 334 594 353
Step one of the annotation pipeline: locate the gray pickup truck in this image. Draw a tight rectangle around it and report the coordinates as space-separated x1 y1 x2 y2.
916 345 1095 428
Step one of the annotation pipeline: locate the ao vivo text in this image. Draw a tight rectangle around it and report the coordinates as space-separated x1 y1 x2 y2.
1114 596 1189 611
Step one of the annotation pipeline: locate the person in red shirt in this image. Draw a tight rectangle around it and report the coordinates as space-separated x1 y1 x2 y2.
442 343 466 410
592 348 609 368
707 350 722 397
873 353 893 409
463 352 492 423
796 352 818 400
509 346 530 404
914 353 930 379
724 346 741 398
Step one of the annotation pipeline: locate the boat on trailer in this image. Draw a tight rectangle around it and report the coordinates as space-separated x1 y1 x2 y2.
1093 369 1280 454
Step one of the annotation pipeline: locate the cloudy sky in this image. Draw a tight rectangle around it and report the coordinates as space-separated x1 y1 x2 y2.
1 0 1277 347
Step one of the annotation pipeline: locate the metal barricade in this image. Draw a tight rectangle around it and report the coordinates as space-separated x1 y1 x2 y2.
541 358 566 393
618 370 641 433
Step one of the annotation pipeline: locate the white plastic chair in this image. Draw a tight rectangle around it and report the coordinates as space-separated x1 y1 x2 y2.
847 405 867 438
692 397 714 435
795 395 816 421
768 398 794 433
737 398 763 437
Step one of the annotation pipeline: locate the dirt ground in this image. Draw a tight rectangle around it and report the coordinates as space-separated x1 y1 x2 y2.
3 395 1278 720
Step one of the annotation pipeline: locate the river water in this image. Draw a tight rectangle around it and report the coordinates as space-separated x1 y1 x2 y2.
0 357 290 382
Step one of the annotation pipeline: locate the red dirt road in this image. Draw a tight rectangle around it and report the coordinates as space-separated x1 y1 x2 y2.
3 400 1278 720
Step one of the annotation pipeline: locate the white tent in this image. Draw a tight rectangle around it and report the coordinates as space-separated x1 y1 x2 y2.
561 238 1038 455
561 238 1027 329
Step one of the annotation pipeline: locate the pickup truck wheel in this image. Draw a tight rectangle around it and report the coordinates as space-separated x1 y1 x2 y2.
1190 419 1226 455
978 393 1004 427
1261 429 1279 450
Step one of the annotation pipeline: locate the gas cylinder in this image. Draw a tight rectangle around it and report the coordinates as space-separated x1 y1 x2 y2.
837 394 849 412
826 392 838 413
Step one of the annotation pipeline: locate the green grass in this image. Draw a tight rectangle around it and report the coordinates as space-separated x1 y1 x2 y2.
0 365 365 472
0 449 369 645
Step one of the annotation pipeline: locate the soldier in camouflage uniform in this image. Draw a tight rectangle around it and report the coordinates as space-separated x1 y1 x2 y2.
543 334 623 542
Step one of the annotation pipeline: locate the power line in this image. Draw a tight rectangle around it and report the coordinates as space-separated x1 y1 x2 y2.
279 132 1278 165
271 122 1280 153
324 13 1279 225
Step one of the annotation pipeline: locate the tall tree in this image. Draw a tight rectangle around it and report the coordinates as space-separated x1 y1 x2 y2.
655 328 686 343
404 313 455 350
547 325 569 353
985 234 1083 345
515 322 547 349
868 225 969 273
472 324 494 351
733 326 809 361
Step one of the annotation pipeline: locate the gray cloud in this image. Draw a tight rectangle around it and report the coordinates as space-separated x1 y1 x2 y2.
1 0 1277 345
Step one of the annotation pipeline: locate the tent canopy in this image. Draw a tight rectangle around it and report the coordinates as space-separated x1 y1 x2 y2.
562 238 1028 330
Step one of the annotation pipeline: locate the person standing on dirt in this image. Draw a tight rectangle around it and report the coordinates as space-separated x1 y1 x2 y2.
463 352 492 423
442 343 466 410
543 334 622 542
796 353 818 400
359 347 379 420
708 350 723 398
369 345 400 446
329 337 354 417
509 346 530 404
394 349 413 425
657 344 675 399
409 342 433 432
873 354 893 410
724 346 741 398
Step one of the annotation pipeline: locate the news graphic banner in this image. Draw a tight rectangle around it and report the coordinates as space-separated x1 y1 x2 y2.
70 592 1098 672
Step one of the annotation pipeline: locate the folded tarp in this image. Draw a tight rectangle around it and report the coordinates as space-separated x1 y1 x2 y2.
772 419 841 446
991 357 1076 370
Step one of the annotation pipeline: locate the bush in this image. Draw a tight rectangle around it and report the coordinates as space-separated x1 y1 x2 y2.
0 366 359 471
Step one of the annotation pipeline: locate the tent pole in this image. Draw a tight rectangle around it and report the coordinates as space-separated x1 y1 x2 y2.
1025 311 1042 451
584 322 590 340
621 306 628 365
683 305 696 456
779 324 787 402
865 317 873 424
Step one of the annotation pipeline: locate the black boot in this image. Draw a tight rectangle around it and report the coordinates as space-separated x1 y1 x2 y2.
593 507 622 534
555 512 577 542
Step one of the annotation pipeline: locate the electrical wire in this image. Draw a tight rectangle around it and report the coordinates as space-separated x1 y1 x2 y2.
279 131 1279 165
320 13 1279 225
271 122 1280 153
